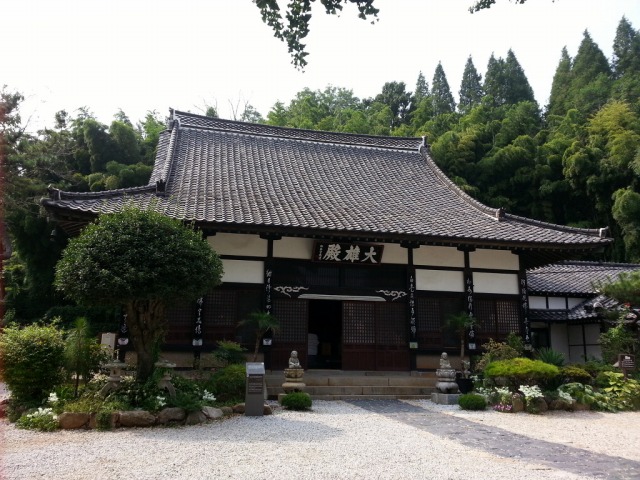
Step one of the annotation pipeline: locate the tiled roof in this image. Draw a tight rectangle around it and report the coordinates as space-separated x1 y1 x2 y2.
527 261 640 295
529 295 624 323
43 110 612 250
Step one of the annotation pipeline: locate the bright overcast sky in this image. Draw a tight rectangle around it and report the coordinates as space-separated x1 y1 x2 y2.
4 0 640 131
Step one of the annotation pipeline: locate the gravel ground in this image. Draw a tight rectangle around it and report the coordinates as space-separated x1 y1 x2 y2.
1 400 639 480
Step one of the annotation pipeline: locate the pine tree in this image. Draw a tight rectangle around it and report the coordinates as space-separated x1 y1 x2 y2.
568 30 612 115
547 47 573 117
612 16 640 78
483 53 506 107
458 56 483 114
414 71 430 104
503 49 536 105
431 62 456 116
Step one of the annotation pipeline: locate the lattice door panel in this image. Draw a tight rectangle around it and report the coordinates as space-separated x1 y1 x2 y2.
271 299 309 369
342 301 376 370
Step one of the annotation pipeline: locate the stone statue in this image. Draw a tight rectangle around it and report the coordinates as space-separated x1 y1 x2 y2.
283 350 305 394
288 350 302 369
435 352 458 394
439 352 452 369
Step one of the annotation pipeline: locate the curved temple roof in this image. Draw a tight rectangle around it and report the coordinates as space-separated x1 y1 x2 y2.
43 110 611 258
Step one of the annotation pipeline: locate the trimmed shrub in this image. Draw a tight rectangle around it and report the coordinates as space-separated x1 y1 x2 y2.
484 357 560 388
210 364 246 402
212 340 247 367
561 365 592 384
0 323 66 406
474 339 521 373
280 392 312 411
458 393 487 410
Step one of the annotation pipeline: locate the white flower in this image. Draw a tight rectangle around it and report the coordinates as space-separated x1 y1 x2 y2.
48 392 59 404
156 396 167 407
202 390 216 402
518 385 543 400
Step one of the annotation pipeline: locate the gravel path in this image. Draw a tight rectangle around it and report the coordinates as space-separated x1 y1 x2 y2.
2 400 639 480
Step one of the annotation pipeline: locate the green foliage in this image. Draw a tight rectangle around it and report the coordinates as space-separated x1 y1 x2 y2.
560 365 593 384
0 323 66 405
599 321 639 364
558 382 612 411
535 347 566 367
210 364 247 403
212 340 247 367
54 207 223 382
474 338 521 373
254 0 379 68
484 358 560 388
239 311 280 361
16 407 59 432
280 392 312 411
599 371 640 411
64 317 110 396
458 393 487 411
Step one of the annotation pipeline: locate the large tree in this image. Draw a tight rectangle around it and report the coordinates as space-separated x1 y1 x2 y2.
54 207 223 381
431 62 456 116
458 56 483 115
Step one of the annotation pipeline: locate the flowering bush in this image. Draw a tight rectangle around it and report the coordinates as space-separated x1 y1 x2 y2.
16 407 59 432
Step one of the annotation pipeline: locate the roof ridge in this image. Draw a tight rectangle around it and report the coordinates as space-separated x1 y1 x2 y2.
46 184 155 201
170 109 420 151
502 212 606 238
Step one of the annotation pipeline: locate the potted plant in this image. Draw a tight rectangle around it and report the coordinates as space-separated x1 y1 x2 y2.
446 311 478 393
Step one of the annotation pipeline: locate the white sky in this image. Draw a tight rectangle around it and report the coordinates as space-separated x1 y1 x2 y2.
4 0 640 131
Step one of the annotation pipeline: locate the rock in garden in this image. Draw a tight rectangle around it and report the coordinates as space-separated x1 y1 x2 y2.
58 412 90 429
511 394 525 413
185 410 207 425
220 406 233 416
232 403 245 414
157 407 186 424
532 397 548 413
263 404 273 415
119 410 156 428
201 406 224 420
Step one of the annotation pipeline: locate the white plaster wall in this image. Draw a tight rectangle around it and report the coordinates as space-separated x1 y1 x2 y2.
273 237 314 259
413 246 464 268
220 259 264 284
473 272 519 294
549 324 570 359
208 233 267 257
416 269 464 292
380 243 407 264
469 249 519 270
528 296 547 309
547 297 566 309
567 297 584 309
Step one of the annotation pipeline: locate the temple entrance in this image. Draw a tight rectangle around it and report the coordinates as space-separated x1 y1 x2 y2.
308 300 342 369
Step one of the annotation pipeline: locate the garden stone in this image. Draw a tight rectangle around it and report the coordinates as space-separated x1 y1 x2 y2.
185 410 207 425
202 406 224 420
232 403 246 414
220 406 233 416
0 399 8 419
573 401 591 411
549 399 571 411
511 394 525 413
58 412 90 429
88 412 119 430
532 397 549 413
119 410 156 428
263 404 273 415
157 407 186 424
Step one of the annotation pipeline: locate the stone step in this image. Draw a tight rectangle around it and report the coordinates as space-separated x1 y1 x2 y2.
308 394 433 401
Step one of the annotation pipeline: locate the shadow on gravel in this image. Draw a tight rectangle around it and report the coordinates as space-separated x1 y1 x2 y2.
346 399 640 480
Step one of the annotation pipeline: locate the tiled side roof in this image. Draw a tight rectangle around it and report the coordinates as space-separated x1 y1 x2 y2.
529 295 621 323
43 112 612 250
527 261 640 295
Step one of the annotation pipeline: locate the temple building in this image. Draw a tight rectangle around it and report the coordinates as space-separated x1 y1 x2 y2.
43 110 613 370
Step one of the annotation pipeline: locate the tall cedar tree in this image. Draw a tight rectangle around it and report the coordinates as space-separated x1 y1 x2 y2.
414 71 430 104
568 30 612 116
503 49 536 105
612 16 640 78
431 62 456 116
548 47 573 118
458 56 483 114
483 54 506 106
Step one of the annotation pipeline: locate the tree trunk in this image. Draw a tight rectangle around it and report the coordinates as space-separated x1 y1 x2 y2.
125 299 166 383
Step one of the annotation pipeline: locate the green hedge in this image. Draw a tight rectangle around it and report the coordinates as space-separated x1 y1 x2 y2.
484 357 560 387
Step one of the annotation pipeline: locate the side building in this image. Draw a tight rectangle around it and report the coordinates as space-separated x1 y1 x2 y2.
42 110 612 370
